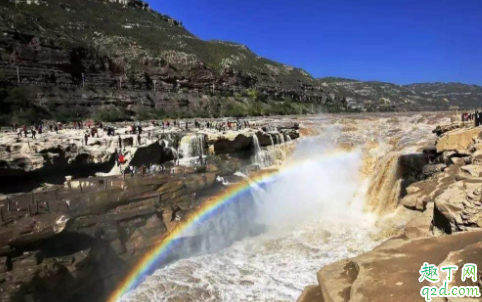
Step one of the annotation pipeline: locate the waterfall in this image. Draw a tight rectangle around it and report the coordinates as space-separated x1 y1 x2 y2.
365 150 403 214
178 134 206 167
252 135 270 167
198 135 205 159
179 135 205 159
279 132 285 144
234 172 265 193
269 134 274 146
122 114 441 302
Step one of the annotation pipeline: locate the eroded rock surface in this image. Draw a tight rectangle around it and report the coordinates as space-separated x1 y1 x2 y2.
0 169 230 301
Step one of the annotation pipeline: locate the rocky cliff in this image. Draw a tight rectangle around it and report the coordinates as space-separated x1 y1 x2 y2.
0 0 333 124
0 169 224 302
318 77 482 112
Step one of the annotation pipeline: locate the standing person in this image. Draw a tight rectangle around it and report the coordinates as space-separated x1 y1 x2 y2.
84 132 89 145
31 127 36 139
54 124 58 134
137 133 141 146
118 135 122 149
118 153 125 168
23 124 27 137
114 149 119 167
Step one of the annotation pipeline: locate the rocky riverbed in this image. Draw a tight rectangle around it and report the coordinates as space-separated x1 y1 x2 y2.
3 112 482 302
0 118 299 194
0 117 300 302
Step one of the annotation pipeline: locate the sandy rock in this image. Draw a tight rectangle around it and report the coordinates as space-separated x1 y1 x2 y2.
470 150 482 165
404 203 434 239
422 163 446 177
432 123 465 136
450 157 466 165
474 143 482 152
436 127 481 154
297 285 323 302
459 165 482 178
401 191 430 211
433 181 482 233
301 232 482 302
400 164 459 212
316 259 358 302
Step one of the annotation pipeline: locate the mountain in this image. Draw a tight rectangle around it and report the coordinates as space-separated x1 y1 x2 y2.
317 78 482 112
0 0 480 125
0 0 328 124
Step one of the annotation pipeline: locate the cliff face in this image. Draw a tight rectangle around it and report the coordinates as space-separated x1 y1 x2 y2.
318 77 482 112
0 0 336 124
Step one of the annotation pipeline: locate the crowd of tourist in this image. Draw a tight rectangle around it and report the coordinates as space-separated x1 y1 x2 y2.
461 111 482 126
8 117 262 179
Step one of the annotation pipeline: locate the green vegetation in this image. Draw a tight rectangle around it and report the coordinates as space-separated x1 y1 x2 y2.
0 86 49 125
93 106 130 122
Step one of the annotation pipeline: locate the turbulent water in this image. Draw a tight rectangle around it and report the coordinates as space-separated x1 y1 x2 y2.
121 113 449 302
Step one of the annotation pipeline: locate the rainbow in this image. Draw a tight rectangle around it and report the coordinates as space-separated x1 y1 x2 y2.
107 152 349 302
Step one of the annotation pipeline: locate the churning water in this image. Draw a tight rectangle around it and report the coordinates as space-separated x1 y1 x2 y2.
121 113 445 302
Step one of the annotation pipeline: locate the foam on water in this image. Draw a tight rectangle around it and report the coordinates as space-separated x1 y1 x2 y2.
122 113 443 302
122 219 376 302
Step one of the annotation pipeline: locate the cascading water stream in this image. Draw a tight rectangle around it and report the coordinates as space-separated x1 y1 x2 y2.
252 134 269 167
120 114 440 302
179 134 206 165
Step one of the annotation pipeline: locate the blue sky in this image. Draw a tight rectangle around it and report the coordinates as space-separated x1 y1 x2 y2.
147 0 482 85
